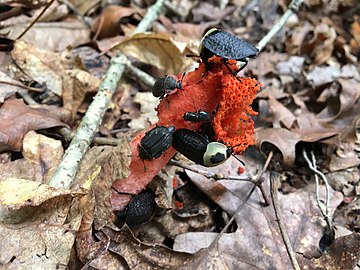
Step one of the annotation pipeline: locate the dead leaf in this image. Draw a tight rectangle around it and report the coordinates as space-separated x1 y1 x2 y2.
302 21 337 67
0 178 83 269
100 226 194 268
173 22 219 42
11 40 65 96
1 21 90 51
306 66 341 87
128 92 159 130
268 95 296 129
192 3 236 22
69 0 103 15
92 5 141 39
302 233 360 270
111 32 186 74
62 69 101 121
174 158 342 269
317 78 360 121
256 127 302 166
0 98 65 153
22 131 63 184
0 71 24 103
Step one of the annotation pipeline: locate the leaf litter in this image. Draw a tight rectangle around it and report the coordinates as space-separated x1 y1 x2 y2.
0 0 359 269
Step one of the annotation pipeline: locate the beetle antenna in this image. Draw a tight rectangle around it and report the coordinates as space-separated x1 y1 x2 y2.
225 144 245 166
185 54 200 58
232 154 245 166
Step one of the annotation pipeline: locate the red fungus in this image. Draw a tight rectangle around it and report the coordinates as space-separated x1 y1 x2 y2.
111 57 260 211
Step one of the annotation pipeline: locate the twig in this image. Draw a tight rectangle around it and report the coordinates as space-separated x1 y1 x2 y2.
169 158 270 206
58 127 121 146
210 184 256 248
0 80 44 92
125 60 156 87
16 0 56 40
49 54 127 189
58 0 92 28
256 0 304 51
302 149 332 230
270 172 301 270
17 90 38 105
169 159 250 182
50 0 168 189
132 0 167 35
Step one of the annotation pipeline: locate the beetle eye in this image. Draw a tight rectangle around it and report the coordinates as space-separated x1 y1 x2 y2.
209 152 226 164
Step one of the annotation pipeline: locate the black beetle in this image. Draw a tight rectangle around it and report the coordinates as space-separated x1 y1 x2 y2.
183 110 213 123
138 125 175 160
172 129 234 167
114 190 156 228
152 75 183 99
199 28 259 75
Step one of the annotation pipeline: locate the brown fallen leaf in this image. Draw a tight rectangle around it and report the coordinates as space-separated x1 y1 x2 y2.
62 69 101 121
1 20 90 51
302 20 337 67
92 5 141 39
0 178 83 269
317 78 360 121
111 32 187 74
256 127 302 166
0 98 65 153
174 157 342 269
22 131 63 184
301 233 360 270
0 71 26 103
11 40 65 96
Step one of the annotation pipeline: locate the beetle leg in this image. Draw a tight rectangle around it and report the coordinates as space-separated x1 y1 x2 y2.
234 60 248 75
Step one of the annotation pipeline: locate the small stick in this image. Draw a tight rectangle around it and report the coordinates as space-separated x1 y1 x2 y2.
49 54 128 189
50 0 169 189
132 0 167 35
0 80 44 92
16 0 56 40
209 184 256 248
169 158 270 206
58 127 121 146
270 172 301 270
302 149 332 231
256 0 304 51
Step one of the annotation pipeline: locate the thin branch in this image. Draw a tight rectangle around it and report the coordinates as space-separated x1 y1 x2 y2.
49 0 168 189
58 0 92 28
270 172 301 270
210 184 256 248
169 159 251 182
49 54 127 189
0 80 44 92
58 127 121 146
16 0 56 40
302 149 332 230
132 0 167 35
169 157 270 206
256 0 304 51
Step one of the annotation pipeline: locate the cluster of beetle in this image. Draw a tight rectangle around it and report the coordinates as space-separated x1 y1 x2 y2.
140 28 258 168
117 29 258 228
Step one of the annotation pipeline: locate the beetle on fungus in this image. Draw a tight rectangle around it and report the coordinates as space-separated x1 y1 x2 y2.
183 110 213 123
152 75 184 99
172 128 237 167
199 28 259 75
138 125 175 160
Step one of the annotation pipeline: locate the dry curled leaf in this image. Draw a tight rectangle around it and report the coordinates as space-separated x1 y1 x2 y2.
0 98 65 153
111 32 186 74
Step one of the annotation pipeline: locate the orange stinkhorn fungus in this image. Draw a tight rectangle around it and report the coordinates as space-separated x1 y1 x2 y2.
111 57 260 211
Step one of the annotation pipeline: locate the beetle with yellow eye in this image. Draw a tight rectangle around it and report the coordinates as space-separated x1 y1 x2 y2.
172 128 244 167
199 28 259 76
